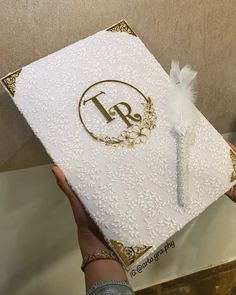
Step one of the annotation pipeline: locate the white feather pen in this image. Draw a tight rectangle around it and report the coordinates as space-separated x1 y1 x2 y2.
169 61 197 136
168 61 198 207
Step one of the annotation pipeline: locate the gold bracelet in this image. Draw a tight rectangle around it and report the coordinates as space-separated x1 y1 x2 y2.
81 249 119 272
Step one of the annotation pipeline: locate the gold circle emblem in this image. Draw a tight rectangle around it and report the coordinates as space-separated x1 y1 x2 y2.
78 80 157 147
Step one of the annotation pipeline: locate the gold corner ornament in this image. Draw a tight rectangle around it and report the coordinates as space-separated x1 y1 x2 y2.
230 149 236 182
110 239 152 267
78 80 157 148
1 69 22 96
106 19 137 36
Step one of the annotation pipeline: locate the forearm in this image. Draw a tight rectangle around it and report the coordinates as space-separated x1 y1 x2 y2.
78 232 128 291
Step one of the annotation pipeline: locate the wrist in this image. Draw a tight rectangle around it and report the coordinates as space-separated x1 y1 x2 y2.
78 231 110 258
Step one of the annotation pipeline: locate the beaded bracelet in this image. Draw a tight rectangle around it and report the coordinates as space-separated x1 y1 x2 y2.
81 250 119 272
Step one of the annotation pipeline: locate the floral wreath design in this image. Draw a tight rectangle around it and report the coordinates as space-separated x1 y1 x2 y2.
91 96 157 147
79 80 157 148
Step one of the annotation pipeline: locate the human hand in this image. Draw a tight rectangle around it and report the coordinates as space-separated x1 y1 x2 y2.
51 166 128 287
51 166 109 256
226 142 236 202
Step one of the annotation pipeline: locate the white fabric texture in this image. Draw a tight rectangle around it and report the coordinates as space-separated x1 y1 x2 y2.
11 30 235 248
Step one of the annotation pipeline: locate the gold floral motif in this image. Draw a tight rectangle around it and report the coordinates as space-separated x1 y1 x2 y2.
1 69 22 96
230 149 236 182
93 96 157 147
106 19 137 36
110 239 152 267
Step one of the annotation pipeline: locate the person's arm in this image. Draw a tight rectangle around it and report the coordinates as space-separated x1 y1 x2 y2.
51 166 134 294
79 232 128 290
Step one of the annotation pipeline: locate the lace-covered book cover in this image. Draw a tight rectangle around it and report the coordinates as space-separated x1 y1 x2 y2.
1 20 236 270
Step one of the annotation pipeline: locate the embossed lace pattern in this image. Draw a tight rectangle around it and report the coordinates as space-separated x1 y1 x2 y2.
13 31 235 248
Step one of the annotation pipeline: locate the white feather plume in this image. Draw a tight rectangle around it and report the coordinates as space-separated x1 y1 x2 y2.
169 60 197 136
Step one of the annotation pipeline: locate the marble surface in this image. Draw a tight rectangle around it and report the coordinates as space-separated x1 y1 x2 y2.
137 263 236 295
